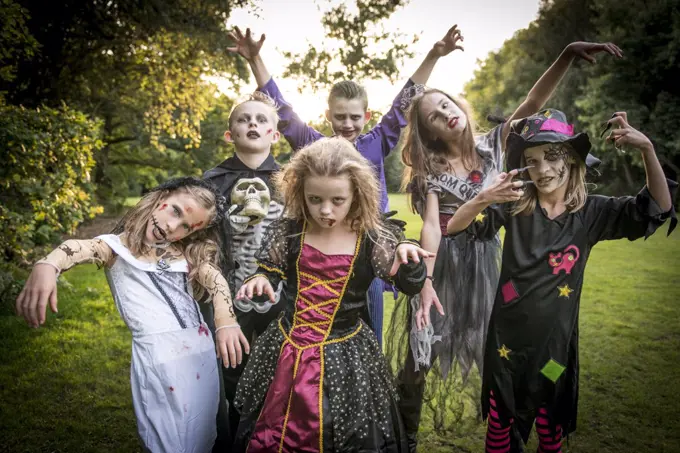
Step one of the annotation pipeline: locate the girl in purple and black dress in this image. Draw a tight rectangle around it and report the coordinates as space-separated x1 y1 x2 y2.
232 138 433 452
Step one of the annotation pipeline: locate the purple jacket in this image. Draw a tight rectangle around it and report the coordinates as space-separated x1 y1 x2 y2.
259 77 415 212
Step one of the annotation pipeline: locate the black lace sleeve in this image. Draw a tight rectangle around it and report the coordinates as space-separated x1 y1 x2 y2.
370 218 426 296
249 218 294 287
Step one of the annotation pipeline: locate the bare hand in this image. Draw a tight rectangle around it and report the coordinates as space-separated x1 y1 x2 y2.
566 41 623 63
227 26 265 61
236 276 275 302
480 169 525 204
415 283 444 330
16 263 59 328
604 112 654 152
216 326 250 368
389 243 435 276
432 24 464 57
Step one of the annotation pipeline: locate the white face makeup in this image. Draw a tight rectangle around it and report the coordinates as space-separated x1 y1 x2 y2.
145 193 210 245
326 98 369 143
303 174 354 230
226 101 279 152
418 92 468 141
523 144 573 196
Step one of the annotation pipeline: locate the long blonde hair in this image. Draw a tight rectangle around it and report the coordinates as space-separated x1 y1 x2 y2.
115 185 221 289
401 88 480 213
511 149 588 216
275 137 389 238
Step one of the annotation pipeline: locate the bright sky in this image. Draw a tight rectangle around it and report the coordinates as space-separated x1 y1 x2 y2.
217 0 541 122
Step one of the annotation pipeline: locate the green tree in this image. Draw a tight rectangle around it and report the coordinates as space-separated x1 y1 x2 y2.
282 0 418 92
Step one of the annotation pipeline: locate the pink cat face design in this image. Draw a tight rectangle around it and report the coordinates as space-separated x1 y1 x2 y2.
548 245 580 275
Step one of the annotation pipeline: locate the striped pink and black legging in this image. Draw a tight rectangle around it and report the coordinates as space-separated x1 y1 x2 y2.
486 391 563 453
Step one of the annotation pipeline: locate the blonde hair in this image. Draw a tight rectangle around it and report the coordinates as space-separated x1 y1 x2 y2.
228 91 280 128
401 88 481 213
116 185 221 291
328 81 369 111
511 147 588 216
275 137 387 237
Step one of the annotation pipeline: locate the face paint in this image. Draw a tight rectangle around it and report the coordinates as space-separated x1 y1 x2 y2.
185 206 193 213
544 144 569 162
190 221 204 229
266 129 273 135
159 204 167 211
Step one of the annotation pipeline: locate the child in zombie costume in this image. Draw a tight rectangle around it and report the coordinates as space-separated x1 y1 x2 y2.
226 24 463 347
446 110 676 452
231 138 432 452
201 92 285 448
389 40 623 451
16 177 248 453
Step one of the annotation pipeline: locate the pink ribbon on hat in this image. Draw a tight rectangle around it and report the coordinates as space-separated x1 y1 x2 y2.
539 118 574 136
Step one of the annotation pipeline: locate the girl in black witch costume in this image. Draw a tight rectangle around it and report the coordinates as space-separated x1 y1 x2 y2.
447 109 677 452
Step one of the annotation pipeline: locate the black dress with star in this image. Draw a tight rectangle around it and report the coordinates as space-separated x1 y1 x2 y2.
464 181 677 442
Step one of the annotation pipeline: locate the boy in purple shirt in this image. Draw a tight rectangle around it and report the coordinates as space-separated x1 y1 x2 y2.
228 25 464 345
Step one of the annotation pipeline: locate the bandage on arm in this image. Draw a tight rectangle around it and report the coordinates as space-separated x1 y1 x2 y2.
36 239 114 274
196 263 239 330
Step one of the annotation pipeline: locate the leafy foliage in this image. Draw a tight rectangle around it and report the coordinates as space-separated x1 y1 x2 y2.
282 0 418 92
0 103 103 263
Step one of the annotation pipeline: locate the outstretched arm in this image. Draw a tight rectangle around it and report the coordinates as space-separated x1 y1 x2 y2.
411 24 464 85
502 41 624 146
16 239 114 327
228 26 324 150
228 26 270 89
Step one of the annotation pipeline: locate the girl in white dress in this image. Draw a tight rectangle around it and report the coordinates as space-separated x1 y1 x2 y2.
16 177 249 453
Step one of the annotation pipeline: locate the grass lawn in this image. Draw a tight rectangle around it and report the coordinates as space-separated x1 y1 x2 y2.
2 193 679 452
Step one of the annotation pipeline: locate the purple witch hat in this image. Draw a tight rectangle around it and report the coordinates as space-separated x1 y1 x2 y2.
506 109 600 170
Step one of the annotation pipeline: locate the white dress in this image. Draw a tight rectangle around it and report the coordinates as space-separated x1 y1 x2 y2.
98 235 219 453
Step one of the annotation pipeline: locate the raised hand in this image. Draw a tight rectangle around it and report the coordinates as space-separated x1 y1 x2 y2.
566 41 623 63
236 275 275 302
389 242 435 276
16 263 59 328
479 169 525 204
227 26 265 61
432 24 464 57
604 112 654 152
216 326 250 368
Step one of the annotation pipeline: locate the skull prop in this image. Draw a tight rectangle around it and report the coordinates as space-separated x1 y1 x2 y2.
231 177 271 225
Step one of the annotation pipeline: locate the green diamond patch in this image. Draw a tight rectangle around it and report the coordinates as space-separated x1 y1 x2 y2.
540 359 566 383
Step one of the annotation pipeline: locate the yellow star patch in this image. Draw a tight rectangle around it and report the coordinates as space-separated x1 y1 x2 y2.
557 284 573 298
475 212 486 223
498 344 511 360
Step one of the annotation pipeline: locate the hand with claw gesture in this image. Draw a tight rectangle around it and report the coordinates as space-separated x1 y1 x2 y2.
227 26 265 61
602 112 654 152
432 24 465 57
566 41 623 63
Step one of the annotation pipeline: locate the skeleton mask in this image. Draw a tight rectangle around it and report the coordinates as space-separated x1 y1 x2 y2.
231 177 271 225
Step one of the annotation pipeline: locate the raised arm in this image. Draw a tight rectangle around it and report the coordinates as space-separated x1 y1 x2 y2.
502 41 624 146
605 112 672 212
411 24 464 85
16 239 114 327
367 25 465 157
228 26 324 150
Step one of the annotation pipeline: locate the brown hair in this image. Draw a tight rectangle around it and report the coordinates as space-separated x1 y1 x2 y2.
275 137 385 236
511 146 588 216
228 91 280 129
400 88 480 213
117 186 221 290
328 81 369 111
